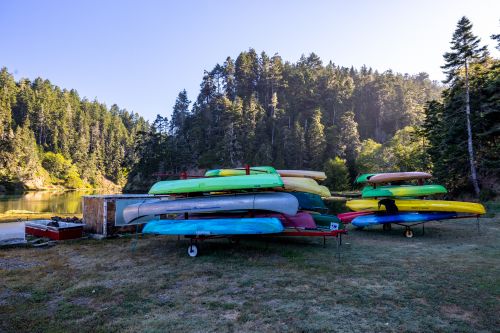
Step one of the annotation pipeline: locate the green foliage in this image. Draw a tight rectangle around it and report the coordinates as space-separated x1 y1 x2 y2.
323 157 350 191
0 67 148 191
355 139 386 174
385 126 431 172
42 152 85 189
424 17 499 196
130 49 442 189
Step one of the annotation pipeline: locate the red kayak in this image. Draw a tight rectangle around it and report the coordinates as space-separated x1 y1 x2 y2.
337 211 374 223
176 211 317 229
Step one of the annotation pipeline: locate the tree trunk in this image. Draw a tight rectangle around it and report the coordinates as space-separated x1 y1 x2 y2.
464 60 480 197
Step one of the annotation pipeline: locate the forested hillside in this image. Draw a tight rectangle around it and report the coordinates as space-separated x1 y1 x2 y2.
0 68 148 192
126 50 442 191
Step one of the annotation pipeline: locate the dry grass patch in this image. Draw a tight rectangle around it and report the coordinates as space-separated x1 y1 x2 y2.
0 216 499 332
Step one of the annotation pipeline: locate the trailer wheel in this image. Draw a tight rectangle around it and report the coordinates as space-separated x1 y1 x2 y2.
187 244 198 257
404 229 413 238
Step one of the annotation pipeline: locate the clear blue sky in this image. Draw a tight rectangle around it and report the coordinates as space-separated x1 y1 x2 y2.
1 0 499 120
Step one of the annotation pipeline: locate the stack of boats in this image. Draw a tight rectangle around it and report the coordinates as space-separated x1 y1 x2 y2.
123 166 344 251
341 172 486 237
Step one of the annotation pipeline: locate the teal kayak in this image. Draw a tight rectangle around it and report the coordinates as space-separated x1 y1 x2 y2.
361 184 447 198
142 217 284 236
149 174 284 194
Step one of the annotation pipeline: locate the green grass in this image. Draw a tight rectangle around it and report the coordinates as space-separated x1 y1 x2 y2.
1 215 499 332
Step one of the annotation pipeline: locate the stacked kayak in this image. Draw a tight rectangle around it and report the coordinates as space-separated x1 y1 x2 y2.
130 166 344 256
345 171 486 237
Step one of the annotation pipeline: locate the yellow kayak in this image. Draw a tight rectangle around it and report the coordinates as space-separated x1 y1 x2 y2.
346 199 486 215
277 177 331 197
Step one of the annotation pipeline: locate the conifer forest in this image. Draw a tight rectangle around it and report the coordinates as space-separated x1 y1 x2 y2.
0 17 498 198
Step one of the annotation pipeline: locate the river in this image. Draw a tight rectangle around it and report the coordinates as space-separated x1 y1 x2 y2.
0 190 105 215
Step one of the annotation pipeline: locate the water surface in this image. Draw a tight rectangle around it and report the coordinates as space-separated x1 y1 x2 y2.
0 190 101 215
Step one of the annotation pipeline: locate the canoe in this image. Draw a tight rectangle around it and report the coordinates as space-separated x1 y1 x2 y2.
123 192 299 224
205 166 277 177
345 199 486 214
277 177 331 197
352 212 458 227
361 184 447 198
288 192 328 213
179 211 317 229
142 218 284 236
149 174 283 194
337 211 374 223
276 170 327 181
367 172 432 184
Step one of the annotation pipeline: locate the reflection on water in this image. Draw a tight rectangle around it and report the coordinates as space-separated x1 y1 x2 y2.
0 190 105 215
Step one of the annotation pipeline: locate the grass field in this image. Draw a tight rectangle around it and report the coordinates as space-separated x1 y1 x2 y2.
1 215 499 332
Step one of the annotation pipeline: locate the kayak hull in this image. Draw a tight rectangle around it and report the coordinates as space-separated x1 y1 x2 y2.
143 218 284 236
277 177 331 197
352 212 458 227
367 172 432 184
123 192 299 224
178 211 317 229
361 184 447 198
205 166 277 177
288 192 328 213
346 199 486 214
337 211 374 223
276 170 327 181
149 174 283 194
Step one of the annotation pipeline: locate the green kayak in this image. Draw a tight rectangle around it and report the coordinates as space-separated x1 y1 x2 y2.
149 174 284 194
361 184 447 198
311 214 344 229
205 166 277 177
355 173 376 184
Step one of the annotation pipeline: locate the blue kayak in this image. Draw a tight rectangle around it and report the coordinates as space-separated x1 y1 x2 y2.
142 218 284 236
352 212 458 227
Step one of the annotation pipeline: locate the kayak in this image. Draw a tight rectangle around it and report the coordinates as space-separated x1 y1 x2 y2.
123 192 299 224
355 173 376 184
361 184 447 198
149 174 283 194
288 192 328 213
276 170 327 181
310 214 343 229
277 177 331 197
143 218 284 236
367 172 432 184
337 211 374 223
346 199 486 215
205 166 277 177
352 212 458 227
355 172 431 184
179 211 317 229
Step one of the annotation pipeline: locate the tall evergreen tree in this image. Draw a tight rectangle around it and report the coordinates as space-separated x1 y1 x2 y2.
442 16 488 196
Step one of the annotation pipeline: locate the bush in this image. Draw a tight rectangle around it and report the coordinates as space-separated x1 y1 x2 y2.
324 157 350 191
42 152 85 188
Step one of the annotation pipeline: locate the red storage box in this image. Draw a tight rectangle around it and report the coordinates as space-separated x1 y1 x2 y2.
25 220 84 241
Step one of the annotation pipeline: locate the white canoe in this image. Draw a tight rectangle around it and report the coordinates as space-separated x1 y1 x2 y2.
123 192 299 224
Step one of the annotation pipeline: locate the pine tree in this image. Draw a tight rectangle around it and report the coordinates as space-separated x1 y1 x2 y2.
442 16 489 196
170 90 190 135
305 108 326 169
336 111 361 178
